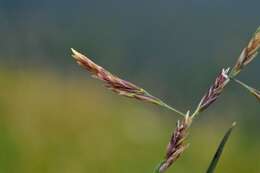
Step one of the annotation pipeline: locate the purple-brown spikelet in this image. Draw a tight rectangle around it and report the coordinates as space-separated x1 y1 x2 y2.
157 112 192 173
197 68 230 112
230 26 260 77
71 48 169 105
71 48 186 116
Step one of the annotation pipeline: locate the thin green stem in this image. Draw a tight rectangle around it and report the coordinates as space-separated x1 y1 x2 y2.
233 78 252 91
158 101 186 117
191 110 200 119
144 91 186 117
191 102 202 119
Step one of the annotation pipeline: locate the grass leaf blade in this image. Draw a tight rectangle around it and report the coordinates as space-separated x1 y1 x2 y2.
206 122 236 173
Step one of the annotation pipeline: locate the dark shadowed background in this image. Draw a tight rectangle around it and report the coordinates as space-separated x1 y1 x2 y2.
0 0 260 173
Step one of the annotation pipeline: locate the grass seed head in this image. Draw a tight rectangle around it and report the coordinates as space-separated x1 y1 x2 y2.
71 48 163 105
196 68 230 113
158 112 192 173
230 26 260 77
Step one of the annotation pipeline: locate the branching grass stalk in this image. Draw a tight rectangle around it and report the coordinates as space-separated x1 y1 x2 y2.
71 25 260 173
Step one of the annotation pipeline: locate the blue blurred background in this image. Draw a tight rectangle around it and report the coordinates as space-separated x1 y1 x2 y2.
0 0 260 172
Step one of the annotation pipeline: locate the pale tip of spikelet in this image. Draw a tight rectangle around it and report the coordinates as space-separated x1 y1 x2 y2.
185 110 190 118
232 121 237 127
71 48 77 55
185 110 192 125
71 48 79 59
222 67 230 78
71 48 87 63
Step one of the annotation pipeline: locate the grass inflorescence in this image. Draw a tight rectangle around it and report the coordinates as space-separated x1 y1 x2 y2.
71 26 260 173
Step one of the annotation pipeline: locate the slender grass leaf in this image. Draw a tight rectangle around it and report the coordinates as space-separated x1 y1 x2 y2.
206 122 236 173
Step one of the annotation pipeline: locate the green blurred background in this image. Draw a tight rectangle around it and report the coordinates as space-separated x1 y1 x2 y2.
0 1 260 172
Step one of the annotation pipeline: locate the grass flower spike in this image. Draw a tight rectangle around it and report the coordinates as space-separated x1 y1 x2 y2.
71 25 260 173
194 68 230 115
155 111 192 173
230 26 260 77
71 48 186 116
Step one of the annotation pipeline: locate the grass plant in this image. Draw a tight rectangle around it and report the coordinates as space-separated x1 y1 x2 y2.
71 26 260 173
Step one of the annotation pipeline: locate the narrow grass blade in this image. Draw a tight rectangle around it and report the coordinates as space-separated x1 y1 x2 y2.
206 122 236 173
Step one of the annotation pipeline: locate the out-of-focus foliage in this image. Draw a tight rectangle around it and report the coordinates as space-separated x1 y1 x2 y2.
0 69 259 173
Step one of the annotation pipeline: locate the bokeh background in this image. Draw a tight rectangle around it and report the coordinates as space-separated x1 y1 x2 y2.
0 1 260 173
